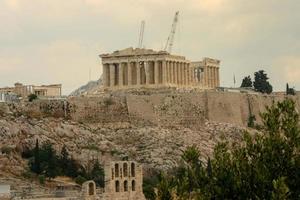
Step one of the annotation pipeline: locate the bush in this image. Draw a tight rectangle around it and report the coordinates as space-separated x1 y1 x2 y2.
38 175 46 185
22 170 35 179
75 175 87 185
103 97 113 106
28 94 38 102
1 146 14 154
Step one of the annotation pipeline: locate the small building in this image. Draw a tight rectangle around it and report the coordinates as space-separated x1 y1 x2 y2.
0 83 62 98
100 47 220 90
0 185 11 200
102 161 145 200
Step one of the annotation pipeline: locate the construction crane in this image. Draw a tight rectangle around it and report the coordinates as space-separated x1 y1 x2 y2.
164 11 179 53
138 20 145 48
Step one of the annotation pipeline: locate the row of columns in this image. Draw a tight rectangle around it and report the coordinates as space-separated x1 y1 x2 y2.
102 60 195 88
203 66 219 88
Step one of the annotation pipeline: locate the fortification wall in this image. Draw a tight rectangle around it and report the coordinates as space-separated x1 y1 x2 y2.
125 91 300 127
3 91 300 127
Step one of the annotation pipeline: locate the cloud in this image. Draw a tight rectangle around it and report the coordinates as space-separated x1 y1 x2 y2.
0 0 299 93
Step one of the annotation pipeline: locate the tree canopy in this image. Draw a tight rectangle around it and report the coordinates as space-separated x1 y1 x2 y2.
253 70 273 94
240 75 253 88
152 99 300 200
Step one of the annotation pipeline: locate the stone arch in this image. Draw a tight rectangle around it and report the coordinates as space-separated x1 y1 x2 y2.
131 162 135 177
82 181 96 196
124 180 128 192
123 163 128 177
131 180 136 191
88 182 94 195
115 180 120 192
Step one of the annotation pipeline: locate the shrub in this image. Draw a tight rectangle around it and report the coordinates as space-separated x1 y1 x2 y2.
75 175 87 185
1 146 14 154
28 94 38 102
103 97 113 106
38 175 46 185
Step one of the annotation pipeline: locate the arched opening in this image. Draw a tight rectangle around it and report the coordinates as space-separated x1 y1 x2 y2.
123 163 128 177
131 180 136 191
115 163 119 177
124 180 128 192
115 181 120 192
111 168 114 179
88 182 94 195
131 162 135 177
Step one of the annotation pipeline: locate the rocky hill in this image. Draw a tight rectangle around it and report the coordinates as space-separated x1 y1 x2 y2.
69 78 102 96
0 101 247 179
3 89 295 188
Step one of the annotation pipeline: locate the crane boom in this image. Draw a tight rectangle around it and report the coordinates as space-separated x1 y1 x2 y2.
138 20 145 48
164 11 179 53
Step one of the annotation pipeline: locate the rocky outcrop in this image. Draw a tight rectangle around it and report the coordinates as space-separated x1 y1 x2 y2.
0 112 246 177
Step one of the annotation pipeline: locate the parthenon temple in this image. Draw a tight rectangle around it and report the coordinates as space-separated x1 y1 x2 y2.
100 47 220 89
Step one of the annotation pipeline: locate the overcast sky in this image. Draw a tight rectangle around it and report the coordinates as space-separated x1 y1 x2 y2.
0 0 299 94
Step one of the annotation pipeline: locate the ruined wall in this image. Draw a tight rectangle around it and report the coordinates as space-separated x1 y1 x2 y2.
68 96 129 123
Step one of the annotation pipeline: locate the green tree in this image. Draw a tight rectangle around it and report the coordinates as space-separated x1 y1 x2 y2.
30 139 41 174
240 76 253 88
286 83 296 95
90 160 104 187
156 173 174 200
153 99 300 199
272 177 289 200
28 94 38 102
59 145 69 175
41 142 58 179
253 70 273 94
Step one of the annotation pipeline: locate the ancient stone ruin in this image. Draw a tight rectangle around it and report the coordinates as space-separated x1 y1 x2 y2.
100 47 220 89
102 161 145 200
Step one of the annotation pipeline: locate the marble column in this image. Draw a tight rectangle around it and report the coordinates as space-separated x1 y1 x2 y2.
213 67 216 88
211 67 214 88
169 61 172 84
178 62 181 85
145 61 150 85
154 60 159 84
118 63 123 87
172 62 176 84
136 62 141 85
173 62 176 85
217 67 220 87
180 62 184 85
162 60 167 84
169 62 173 84
184 63 187 85
190 67 194 85
166 61 169 83
102 64 107 87
109 63 115 87
127 62 132 86
186 64 190 85
204 66 207 87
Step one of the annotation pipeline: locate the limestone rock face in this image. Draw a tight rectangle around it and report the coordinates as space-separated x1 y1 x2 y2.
0 112 246 177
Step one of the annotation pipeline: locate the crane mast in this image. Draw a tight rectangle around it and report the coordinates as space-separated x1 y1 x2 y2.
138 20 145 48
164 11 179 53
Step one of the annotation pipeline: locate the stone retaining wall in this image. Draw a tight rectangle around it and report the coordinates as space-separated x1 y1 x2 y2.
3 91 300 127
